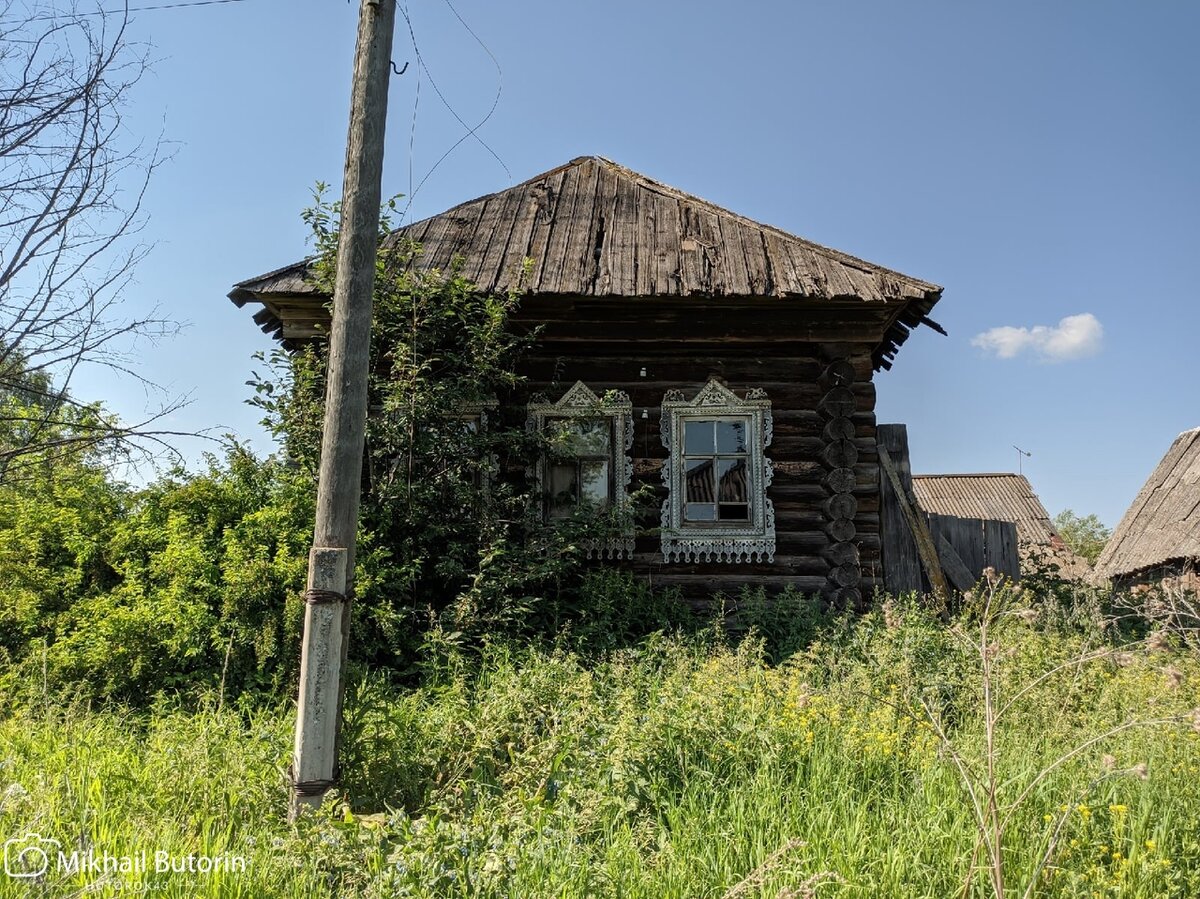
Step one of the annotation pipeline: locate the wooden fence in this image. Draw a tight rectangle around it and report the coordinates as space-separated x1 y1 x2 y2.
878 424 1020 595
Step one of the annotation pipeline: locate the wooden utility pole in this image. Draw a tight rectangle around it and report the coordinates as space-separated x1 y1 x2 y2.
290 0 396 821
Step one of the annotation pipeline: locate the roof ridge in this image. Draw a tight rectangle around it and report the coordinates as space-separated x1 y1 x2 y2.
913 472 1024 479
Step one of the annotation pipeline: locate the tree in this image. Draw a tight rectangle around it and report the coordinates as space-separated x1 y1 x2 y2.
0 1 179 481
1052 509 1111 565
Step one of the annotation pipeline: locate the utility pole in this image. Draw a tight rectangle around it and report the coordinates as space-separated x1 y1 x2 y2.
290 0 396 821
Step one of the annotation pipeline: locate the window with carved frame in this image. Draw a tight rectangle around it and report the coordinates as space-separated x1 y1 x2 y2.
453 399 498 493
527 381 634 559
660 379 774 563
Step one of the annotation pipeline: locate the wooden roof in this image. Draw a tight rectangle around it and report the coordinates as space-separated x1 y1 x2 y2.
1094 428 1200 579
911 473 1061 547
230 156 943 368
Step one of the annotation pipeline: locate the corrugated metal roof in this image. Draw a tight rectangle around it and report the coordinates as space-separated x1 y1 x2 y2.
1094 428 1200 578
229 156 943 368
911 473 1059 546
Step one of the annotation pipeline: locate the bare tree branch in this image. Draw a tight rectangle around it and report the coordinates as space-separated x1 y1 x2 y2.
0 0 184 480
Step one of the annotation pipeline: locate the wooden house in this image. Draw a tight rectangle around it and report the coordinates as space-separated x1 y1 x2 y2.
1094 428 1200 591
229 156 945 605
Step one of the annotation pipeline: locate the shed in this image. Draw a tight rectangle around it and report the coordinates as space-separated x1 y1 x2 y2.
1094 428 1200 590
229 156 946 605
911 473 1089 579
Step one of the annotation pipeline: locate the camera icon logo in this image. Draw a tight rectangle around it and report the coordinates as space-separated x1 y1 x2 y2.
4 832 60 879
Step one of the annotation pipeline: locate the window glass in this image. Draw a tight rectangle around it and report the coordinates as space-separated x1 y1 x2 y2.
545 419 613 518
548 463 579 518
718 458 747 502
685 459 713 502
558 418 610 456
681 416 752 523
579 460 610 505
684 420 715 455
716 420 747 453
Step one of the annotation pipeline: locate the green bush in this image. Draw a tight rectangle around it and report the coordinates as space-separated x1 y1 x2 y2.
0 444 312 707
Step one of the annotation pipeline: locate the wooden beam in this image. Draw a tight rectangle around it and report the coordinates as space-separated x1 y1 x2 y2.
878 442 949 597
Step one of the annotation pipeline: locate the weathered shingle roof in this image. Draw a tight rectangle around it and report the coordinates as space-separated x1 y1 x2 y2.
230 156 943 368
1094 428 1200 579
911 473 1060 547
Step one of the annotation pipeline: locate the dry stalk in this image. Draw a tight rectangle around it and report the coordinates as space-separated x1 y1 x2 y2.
921 571 1192 899
722 838 807 899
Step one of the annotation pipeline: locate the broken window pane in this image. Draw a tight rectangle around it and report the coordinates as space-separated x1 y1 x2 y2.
718 503 750 521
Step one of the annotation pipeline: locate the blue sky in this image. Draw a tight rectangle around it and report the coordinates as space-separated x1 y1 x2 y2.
82 0 1199 527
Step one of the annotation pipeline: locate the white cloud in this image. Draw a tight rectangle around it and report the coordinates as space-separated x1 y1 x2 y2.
971 313 1103 362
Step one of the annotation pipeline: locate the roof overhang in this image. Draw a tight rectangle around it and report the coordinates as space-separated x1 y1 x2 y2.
228 156 946 369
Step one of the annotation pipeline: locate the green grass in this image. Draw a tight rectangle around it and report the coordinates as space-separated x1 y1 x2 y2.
1 600 1198 897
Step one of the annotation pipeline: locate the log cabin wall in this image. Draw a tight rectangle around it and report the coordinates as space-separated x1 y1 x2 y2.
510 338 879 607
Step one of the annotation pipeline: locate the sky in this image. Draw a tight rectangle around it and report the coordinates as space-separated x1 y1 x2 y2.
65 0 1200 528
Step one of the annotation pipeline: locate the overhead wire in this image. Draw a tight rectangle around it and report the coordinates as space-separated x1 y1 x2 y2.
397 0 508 222
32 0 252 17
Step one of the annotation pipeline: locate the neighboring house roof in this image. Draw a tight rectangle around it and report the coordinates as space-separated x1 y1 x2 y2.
229 155 943 369
1094 428 1200 580
911 473 1062 547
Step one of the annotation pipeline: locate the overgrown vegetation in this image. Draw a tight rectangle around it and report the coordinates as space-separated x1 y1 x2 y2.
3 197 1198 897
0 191 697 708
2 594 1198 898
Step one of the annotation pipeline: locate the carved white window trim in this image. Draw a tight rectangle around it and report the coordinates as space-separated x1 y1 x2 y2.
527 381 634 560
660 379 775 563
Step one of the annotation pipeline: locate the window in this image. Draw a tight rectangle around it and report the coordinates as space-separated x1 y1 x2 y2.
454 399 498 493
544 418 614 518
660 379 774 563
527 381 634 558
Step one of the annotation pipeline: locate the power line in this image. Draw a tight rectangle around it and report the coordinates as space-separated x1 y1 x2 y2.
31 0 251 18
398 0 508 221
406 35 421 205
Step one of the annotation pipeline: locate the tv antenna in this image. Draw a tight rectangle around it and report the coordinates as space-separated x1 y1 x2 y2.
1013 444 1031 475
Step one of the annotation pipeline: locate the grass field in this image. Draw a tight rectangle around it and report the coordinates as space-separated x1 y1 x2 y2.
1 592 1198 898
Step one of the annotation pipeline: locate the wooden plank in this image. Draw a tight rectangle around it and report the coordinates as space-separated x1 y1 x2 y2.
936 533 977 592
529 167 579 290
650 191 682 295
472 181 531 293
932 513 985 577
742 227 772 295
565 158 604 293
877 424 924 595
984 518 1020 582
590 162 622 295
676 201 712 295
879 440 948 597
455 196 501 286
713 214 752 296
